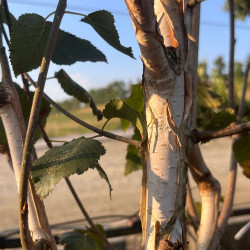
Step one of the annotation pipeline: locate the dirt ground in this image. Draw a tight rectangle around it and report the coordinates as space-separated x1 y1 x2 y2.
0 131 249 245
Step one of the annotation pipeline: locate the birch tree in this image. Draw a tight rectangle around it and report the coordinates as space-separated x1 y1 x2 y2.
124 1 191 249
124 0 249 249
1 0 250 249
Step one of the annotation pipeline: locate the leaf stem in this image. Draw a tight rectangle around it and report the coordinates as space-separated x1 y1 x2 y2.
101 119 110 131
45 10 87 21
19 1 67 249
24 73 141 148
46 76 56 80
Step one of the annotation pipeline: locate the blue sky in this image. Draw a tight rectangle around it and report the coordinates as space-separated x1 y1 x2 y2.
7 0 250 101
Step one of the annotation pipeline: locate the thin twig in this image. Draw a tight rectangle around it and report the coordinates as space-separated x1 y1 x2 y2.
2 0 12 32
237 61 250 120
228 0 235 111
64 178 116 250
24 73 141 148
19 1 67 249
190 121 250 143
217 1 237 241
0 14 10 46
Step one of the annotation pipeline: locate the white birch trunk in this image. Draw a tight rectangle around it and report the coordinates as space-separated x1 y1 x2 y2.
144 73 186 249
0 103 48 243
125 0 190 249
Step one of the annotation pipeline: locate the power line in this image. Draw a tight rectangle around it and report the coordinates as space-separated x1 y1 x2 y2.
201 20 250 30
8 0 128 16
8 0 250 30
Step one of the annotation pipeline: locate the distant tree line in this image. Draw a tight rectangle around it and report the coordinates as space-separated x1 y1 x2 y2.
57 80 129 111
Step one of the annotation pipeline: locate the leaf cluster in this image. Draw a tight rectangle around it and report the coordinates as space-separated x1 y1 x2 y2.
9 10 134 76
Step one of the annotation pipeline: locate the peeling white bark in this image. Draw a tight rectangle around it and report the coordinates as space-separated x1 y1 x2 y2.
125 1 189 249
0 104 47 243
144 72 185 249
154 0 178 48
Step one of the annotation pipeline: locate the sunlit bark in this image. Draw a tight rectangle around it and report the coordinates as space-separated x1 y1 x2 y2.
125 1 190 248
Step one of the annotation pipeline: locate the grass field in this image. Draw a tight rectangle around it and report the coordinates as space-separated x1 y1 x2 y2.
45 105 122 137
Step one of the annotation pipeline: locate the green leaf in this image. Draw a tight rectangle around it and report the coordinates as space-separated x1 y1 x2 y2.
124 129 142 176
31 137 111 198
121 83 144 131
60 231 101 250
204 108 236 131
52 30 107 65
124 84 144 113
79 225 106 249
103 98 146 140
233 136 250 179
54 69 103 120
10 14 106 76
81 10 134 59
0 83 51 153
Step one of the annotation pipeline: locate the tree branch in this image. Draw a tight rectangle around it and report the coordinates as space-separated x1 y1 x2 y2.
23 73 141 148
189 144 221 249
190 121 250 143
2 0 12 33
19 1 67 249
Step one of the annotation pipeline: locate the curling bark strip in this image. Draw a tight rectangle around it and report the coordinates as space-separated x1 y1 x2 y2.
125 0 190 249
